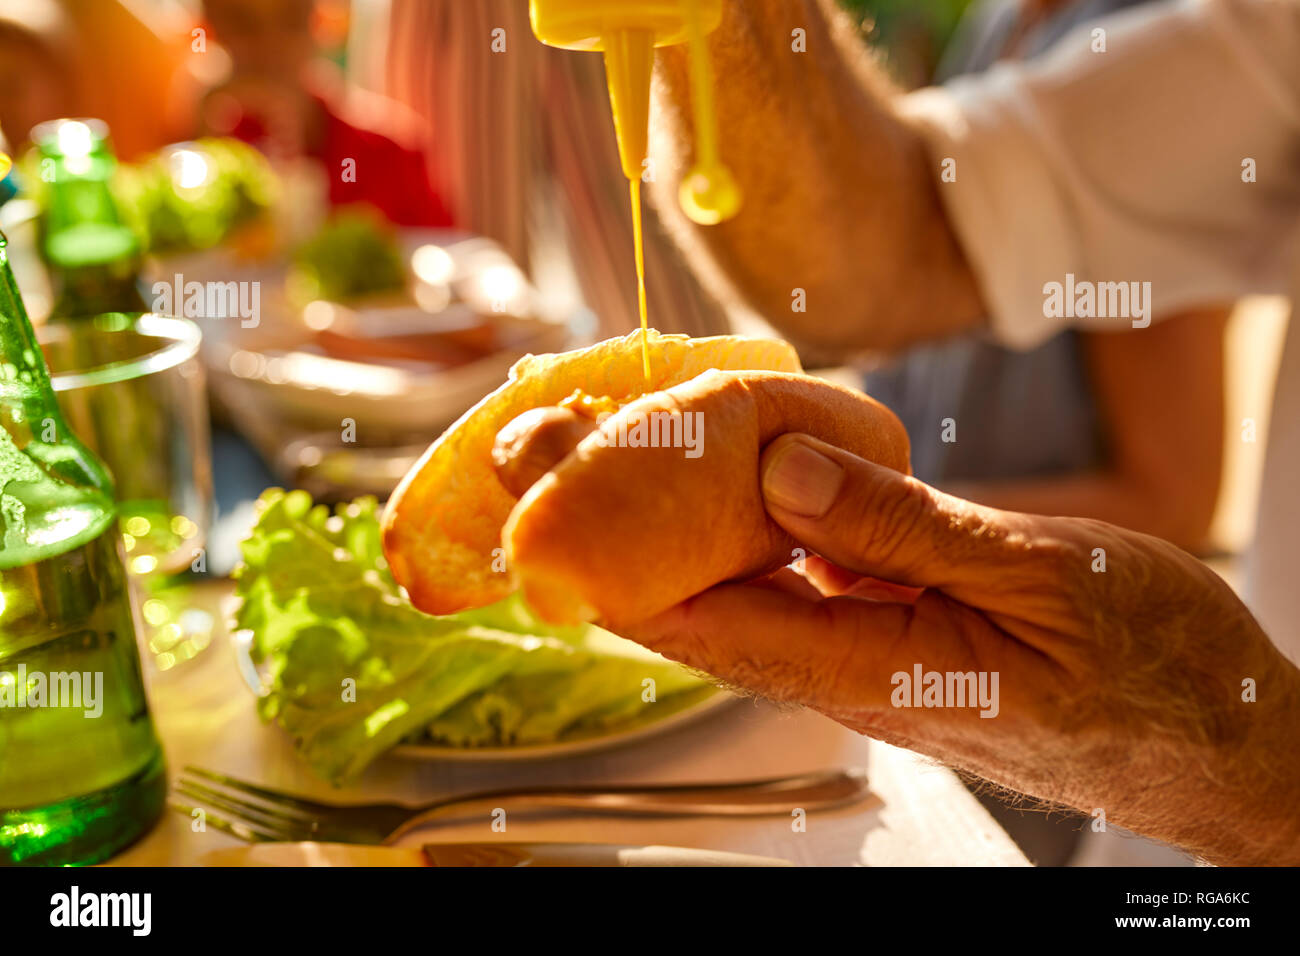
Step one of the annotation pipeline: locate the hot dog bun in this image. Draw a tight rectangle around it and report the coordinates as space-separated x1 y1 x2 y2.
502 369 910 626
382 330 802 615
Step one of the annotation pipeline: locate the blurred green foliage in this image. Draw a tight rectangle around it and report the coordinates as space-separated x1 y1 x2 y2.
18 137 277 256
288 207 406 304
838 0 975 85
121 138 277 254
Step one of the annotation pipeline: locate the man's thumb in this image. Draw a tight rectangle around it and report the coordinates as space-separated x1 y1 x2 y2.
761 433 1034 593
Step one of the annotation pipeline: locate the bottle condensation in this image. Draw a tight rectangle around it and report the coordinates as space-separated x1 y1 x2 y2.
34 119 148 320
0 222 165 866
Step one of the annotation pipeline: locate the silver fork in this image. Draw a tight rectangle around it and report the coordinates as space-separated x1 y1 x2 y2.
172 766 876 845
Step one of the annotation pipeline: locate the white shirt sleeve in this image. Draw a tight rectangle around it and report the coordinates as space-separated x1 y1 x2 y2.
899 0 1300 349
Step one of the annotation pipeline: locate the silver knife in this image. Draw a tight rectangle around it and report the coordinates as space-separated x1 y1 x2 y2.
203 841 794 867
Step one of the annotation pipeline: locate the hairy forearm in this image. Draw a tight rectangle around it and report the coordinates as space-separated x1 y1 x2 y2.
650 0 984 356
976 589 1300 866
1104 651 1300 866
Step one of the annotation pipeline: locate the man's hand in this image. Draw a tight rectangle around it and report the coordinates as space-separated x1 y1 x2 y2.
624 434 1300 865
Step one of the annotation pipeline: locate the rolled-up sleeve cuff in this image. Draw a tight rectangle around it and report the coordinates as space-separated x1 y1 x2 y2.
900 79 1080 351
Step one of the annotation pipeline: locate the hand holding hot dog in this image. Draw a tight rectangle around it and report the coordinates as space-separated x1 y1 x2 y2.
382 329 1300 865
621 433 1300 866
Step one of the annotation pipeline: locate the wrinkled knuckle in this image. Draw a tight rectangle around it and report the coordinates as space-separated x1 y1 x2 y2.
842 471 933 572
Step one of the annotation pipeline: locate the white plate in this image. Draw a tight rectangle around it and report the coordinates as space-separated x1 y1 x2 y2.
230 627 734 763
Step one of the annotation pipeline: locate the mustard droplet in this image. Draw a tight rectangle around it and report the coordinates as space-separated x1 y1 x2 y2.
679 163 742 225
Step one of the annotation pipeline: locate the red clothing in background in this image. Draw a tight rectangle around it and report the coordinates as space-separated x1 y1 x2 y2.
226 90 453 228
314 95 453 227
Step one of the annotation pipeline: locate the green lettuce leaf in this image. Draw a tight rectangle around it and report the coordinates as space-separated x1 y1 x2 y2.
233 489 708 783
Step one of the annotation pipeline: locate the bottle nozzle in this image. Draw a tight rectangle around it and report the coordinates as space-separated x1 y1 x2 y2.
602 30 655 183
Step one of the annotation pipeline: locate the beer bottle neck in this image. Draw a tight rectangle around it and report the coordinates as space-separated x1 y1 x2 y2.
0 230 113 505
43 157 139 268
0 232 58 401
39 124 145 318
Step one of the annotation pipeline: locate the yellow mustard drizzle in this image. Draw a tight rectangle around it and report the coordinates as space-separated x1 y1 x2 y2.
630 177 650 384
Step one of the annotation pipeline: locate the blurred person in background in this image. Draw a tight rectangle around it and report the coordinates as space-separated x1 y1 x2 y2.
0 0 70 151
0 0 198 159
859 0 1228 557
380 0 729 340
199 0 452 226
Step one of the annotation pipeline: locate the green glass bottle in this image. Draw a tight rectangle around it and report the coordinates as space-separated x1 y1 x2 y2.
33 119 149 320
0 221 165 866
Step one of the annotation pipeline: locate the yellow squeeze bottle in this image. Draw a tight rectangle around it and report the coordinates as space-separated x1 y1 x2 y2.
529 0 741 381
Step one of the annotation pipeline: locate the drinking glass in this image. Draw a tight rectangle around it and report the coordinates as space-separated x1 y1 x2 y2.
38 313 215 668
